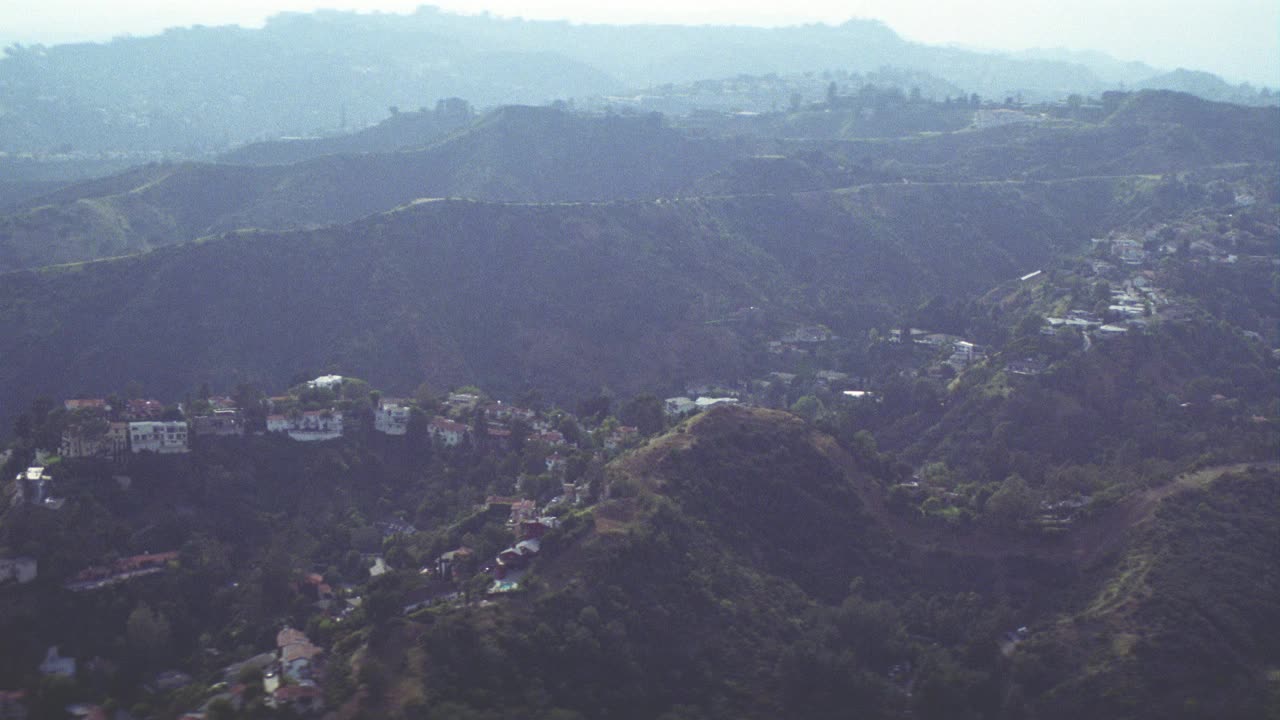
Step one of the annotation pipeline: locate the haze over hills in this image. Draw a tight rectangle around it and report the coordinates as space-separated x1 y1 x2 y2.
0 6 1274 160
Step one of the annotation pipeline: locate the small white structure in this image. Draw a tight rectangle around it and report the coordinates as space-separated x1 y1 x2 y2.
0 556 37 584
374 400 412 436
129 421 190 454
694 396 739 410
39 646 75 677
307 375 344 390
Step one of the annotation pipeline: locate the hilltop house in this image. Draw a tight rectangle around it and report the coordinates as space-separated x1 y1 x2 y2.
374 399 412 436
306 375 343 390
129 421 190 454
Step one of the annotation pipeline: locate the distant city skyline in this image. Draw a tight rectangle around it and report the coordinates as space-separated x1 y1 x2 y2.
2 0 1277 87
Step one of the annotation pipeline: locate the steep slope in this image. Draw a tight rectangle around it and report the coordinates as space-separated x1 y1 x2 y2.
1018 465 1280 720
0 107 744 272
0 179 1122 434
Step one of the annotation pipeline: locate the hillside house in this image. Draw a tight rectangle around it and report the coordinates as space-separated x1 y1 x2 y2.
63 399 109 413
374 399 411 435
60 425 106 459
17 466 63 509
129 421 190 454
276 628 323 685
497 538 541 570
428 416 467 446
266 411 343 441
38 647 75 678
483 401 535 422
191 409 245 437
446 393 480 411
436 547 474 580
535 429 566 446
1111 237 1146 264
121 399 166 421
545 453 567 474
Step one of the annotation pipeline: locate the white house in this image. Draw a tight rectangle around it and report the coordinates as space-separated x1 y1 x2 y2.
374 400 412 436
307 375 344 390
39 647 75 677
268 411 344 442
428 416 467 446
129 422 190 454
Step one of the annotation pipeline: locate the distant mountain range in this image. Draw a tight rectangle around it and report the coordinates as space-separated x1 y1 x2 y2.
0 7 1273 156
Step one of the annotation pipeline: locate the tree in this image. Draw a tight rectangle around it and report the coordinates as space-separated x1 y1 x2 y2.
790 395 823 423
620 394 664 436
985 474 1037 529
126 603 172 666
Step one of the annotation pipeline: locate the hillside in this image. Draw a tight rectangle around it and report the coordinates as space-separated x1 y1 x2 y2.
0 107 744 272
0 177 1135 435
215 100 478 166
5 92 1275 273
321 405 1279 719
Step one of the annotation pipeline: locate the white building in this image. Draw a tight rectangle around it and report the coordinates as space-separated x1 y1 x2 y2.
267 411 344 441
307 375 344 390
39 646 75 677
375 400 412 436
129 422 190 454
427 416 467 446
695 396 739 410
0 556 37 584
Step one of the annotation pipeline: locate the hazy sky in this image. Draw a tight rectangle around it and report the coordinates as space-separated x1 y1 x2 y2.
3 0 1277 86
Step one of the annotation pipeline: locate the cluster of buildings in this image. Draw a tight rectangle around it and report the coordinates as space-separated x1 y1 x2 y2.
889 328 988 371
58 397 203 459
